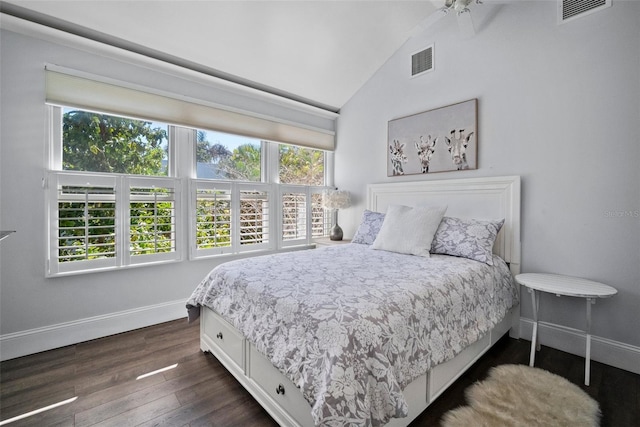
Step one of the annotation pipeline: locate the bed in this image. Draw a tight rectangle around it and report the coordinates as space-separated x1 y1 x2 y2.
187 175 521 427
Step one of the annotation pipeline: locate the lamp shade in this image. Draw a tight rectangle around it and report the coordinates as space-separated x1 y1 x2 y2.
321 190 351 210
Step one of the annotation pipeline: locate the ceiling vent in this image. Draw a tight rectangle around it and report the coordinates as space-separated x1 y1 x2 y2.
411 45 434 78
559 0 611 24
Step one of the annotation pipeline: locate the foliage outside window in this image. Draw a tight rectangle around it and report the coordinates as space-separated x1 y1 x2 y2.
63 109 168 175
279 144 324 186
196 130 261 181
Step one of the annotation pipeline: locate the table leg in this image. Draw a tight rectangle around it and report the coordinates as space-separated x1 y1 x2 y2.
585 298 594 386
529 288 539 367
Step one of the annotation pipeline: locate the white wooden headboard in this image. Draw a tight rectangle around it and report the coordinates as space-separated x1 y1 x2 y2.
367 175 521 275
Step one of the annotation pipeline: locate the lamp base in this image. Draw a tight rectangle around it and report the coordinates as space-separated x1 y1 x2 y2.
330 223 344 241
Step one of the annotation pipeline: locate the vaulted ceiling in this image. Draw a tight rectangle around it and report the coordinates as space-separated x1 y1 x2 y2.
1 1 443 112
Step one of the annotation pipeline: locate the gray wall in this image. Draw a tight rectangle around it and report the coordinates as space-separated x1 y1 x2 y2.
335 1 640 347
0 21 332 352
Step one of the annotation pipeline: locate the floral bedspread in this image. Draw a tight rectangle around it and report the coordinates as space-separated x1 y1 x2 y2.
186 244 518 426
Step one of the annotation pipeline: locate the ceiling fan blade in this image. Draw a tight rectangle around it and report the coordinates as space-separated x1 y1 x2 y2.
457 10 476 38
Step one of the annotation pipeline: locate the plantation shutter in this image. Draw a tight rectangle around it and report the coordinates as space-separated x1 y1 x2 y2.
279 187 331 247
126 177 181 265
238 186 271 250
193 181 233 257
47 173 181 276
48 173 119 275
282 189 308 243
311 191 330 238
45 68 335 151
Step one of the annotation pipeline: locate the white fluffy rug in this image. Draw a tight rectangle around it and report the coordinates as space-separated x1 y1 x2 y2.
442 364 601 427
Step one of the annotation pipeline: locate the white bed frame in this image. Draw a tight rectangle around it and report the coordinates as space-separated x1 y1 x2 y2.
199 175 521 426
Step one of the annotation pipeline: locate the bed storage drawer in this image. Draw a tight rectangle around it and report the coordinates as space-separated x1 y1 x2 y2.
248 345 315 426
202 308 244 369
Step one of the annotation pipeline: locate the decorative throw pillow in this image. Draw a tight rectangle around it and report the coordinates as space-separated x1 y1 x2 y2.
430 217 505 265
352 210 386 245
372 205 447 257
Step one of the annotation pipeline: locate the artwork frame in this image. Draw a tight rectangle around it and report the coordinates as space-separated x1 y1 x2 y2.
387 98 477 176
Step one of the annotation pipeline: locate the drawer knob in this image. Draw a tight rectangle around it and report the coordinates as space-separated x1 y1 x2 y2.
275 384 285 395
216 332 223 340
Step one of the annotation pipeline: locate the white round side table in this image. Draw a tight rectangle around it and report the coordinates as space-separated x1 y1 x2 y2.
515 273 617 386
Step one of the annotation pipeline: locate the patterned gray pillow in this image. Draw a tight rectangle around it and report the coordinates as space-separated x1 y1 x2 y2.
352 210 385 245
430 217 505 265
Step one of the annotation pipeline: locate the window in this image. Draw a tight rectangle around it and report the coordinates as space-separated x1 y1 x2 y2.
194 183 232 255
311 192 331 237
279 144 325 185
196 129 261 181
48 104 333 275
279 187 331 246
190 133 331 259
282 190 307 242
62 108 168 176
128 180 177 259
47 107 180 276
47 171 181 275
55 180 116 266
192 181 272 257
279 145 328 245
239 186 271 248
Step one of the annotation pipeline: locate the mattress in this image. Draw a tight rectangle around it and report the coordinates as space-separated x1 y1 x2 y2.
187 244 518 426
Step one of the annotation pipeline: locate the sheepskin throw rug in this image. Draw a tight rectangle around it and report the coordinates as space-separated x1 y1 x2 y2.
442 364 601 427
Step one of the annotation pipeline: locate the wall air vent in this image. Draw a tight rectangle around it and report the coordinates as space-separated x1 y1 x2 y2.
559 0 611 24
411 45 434 78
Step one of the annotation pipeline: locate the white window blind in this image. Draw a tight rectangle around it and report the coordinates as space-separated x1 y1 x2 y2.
45 68 335 151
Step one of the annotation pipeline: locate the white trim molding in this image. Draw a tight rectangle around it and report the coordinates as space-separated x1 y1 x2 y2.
519 318 640 376
0 299 187 361
3 303 638 379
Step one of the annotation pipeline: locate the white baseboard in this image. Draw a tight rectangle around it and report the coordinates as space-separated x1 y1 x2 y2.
519 318 640 376
0 299 187 361
3 307 638 377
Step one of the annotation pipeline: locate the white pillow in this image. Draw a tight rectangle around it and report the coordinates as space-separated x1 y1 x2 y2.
372 205 447 257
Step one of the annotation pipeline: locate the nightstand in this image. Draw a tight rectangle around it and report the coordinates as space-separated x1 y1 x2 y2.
314 237 351 247
515 273 617 386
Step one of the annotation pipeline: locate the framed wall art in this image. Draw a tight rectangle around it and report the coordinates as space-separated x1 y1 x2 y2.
387 98 477 176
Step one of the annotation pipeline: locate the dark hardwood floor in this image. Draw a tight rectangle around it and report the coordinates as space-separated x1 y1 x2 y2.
1 318 638 426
